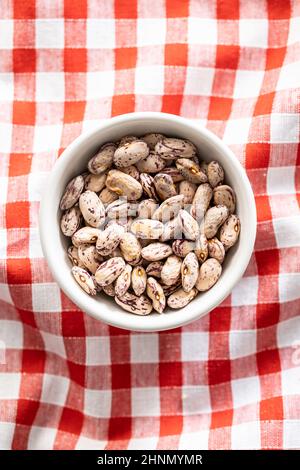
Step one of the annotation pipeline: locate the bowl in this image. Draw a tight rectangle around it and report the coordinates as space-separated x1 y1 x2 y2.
39 112 256 332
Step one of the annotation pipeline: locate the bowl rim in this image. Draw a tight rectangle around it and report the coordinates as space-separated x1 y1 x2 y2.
39 112 257 332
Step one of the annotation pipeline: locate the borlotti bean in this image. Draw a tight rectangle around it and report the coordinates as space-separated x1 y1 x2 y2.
72 227 100 247
120 165 140 181
84 173 106 192
161 167 185 183
71 266 97 295
88 143 116 174
160 255 182 286
106 170 143 200
136 151 166 173
208 237 225 264
78 244 103 274
142 133 164 150
145 261 163 278
94 257 125 286
79 190 105 227
102 282 116 297
181 252 199 293
131 266 147 296
114 264 132 297
120 232 142 265
113 140 149 168
179 180 197 205
176 158 208 184
96 223 124 256
146 277 165 314
178 209 200 241
68 246 85 268
153 173 177 200
207 161 224 188
60 175 84 210
167 287 197 309
61 206 82 237
195 258 222 291
115 292 153 315
131 219 164 239
139 173 159 200
137 199 158 219
60 132 241 315
213 185 236 214
99 187 118 205
155 138 196 160
152 195 184 222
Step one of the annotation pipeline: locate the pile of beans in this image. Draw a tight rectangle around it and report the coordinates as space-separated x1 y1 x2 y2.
60 133 240 315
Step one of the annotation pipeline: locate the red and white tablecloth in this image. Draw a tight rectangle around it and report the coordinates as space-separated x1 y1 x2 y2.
0 0 300 450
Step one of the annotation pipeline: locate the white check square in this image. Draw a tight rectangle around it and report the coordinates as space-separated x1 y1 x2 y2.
131 387 160 417
279 273 300 303
86 71 115 99
281 367 300 396
0 122 12 152
0 320 22 347
36 72 65 102
28 172 49 201
277 61 300 92
41 374 69 406
274 216 300 249
239 19 268 47
182 385 211 414
76 436 106 450
33 125 62 152
0 373 21 399
277 316 300 348
0 230 7 258
35 19 64 48
182 332 209 361
270 113 299 143
233 70 264 98
28 426 57 450
0 73 14 101
288 17 300 45
184 67 214 96
232 376 260 407
137 19 166 46
284 421 300 449
135 66 164 95
129 437 158 450
188 18 217 45
82 119 103 133
86 19 115 49
84 388 112 418
0 177 8 203
0 285 13 306
231 422 260 449
131 334 159 363
40 330 66 358
231 276 258 307
86 336 110 366
179 431 209 450
267 167 295 195
223 118 251 144
0 20 13 49
29 227 44 258
0 423 15 450
230 330 256 359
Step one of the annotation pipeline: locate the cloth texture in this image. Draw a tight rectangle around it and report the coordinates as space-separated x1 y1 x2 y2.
0 0 300 450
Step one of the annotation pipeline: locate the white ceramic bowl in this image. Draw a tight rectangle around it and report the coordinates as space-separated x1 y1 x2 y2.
39 112 256 332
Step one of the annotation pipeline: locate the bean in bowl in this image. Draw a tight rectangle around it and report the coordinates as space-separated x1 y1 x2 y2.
60 134 240 316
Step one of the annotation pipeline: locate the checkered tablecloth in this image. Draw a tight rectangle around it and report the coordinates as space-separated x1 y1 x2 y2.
0 0 300 450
